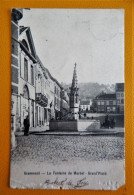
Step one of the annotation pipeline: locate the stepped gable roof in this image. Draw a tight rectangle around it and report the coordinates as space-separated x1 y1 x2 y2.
95 93 116 100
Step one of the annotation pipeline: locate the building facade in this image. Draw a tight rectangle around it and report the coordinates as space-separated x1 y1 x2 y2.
35 57 49 127
115 83 124 113
80 98 93 112
11 9 70 139
60 90 69 119
54 80 62 119
43 68 55 120
92 83 124 114
11 9 23 147
19 26 37 129
93 93 117 113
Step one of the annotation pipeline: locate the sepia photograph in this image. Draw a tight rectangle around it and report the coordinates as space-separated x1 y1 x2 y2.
10 8 125 190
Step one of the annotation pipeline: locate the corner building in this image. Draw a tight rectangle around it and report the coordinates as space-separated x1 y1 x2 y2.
11 9 23 146
18 26 37 129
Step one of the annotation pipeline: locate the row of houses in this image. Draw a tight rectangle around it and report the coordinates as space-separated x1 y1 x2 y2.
11 9 69 133
11 8 124 137
80 83 124 114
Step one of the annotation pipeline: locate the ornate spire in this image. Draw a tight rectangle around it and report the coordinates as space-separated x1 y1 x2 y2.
71 63 78 88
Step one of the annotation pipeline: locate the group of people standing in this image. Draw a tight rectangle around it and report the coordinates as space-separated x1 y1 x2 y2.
101 115 116 128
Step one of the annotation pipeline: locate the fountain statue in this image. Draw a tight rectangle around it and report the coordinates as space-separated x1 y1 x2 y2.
49 63 100 132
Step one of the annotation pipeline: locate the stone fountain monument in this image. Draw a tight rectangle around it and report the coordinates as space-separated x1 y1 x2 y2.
69 63 79 120
49 63 100 132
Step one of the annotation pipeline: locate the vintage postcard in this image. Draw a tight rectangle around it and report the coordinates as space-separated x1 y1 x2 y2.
10 8 125 190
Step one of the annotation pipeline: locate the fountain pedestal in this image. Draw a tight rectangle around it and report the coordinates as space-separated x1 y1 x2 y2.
49 120 100 132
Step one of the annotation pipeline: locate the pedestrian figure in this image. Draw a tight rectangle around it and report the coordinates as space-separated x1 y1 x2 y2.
24 115 30 136
102 114 110 128
110 117 115 128
106 119 110 129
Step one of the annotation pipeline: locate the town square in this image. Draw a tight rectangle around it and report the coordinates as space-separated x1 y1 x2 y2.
10 8 125 189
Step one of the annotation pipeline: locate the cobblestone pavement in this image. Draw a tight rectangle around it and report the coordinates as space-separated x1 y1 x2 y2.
11 134 124 166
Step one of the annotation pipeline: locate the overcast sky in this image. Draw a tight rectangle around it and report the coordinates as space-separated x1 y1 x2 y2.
19 9 124 85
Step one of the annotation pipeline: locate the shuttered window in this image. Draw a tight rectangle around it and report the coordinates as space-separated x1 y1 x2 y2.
31 65 34 85
24 58 28 81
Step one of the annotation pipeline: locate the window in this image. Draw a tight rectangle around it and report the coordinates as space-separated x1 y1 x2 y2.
58 89 60 97
113 107 116 111
120 106 124 111
101 101 104 105
107 107 110 111
101 106 105 111
55 97 56 106
106 101 109 105
121 93 124 97
116 93 120 97
20 53 22 76
109 101 113 105
113 100 116 105
58 99 59 108
57 99 58 107
23 85 29 99
117 100 120 104
97 101 100 105
121 99 124 104
24 58 28 81
41 78 43 93
31 65 34 85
